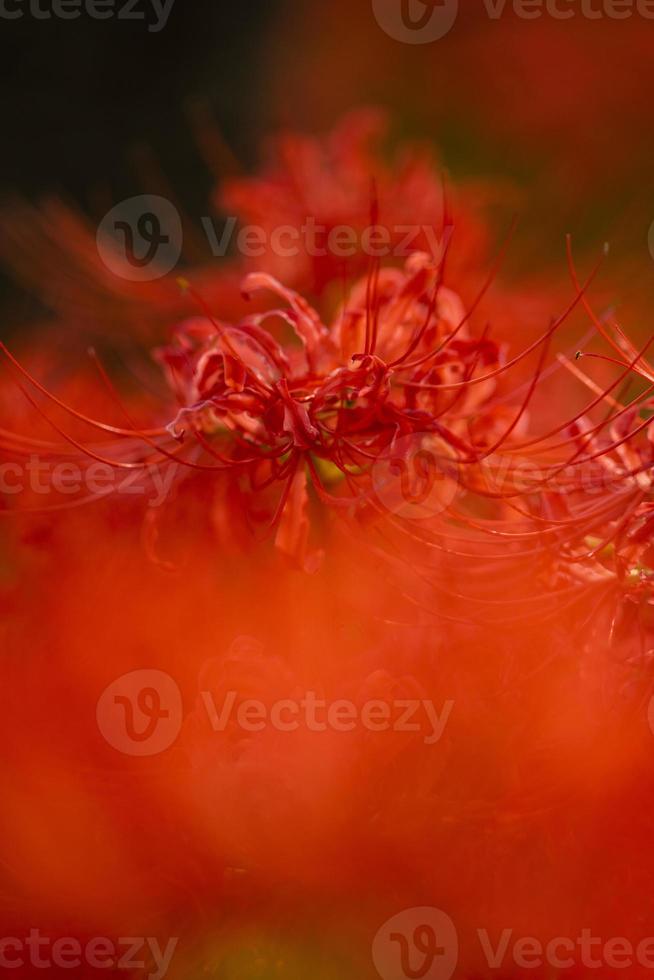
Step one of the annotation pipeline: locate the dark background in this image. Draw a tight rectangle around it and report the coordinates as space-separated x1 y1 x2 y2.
1 0 653 327
0 0 286 321
0 0 279 202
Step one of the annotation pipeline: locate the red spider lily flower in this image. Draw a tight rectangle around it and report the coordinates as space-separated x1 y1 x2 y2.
98 251 510 571
3 231 654 980
218 108 500 296
0 230 597 588
547 323 654 671
5 106 654 980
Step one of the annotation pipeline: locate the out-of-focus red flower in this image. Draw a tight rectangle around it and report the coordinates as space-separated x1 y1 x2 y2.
0 110 510 348
3 109 654 980
219 108 498 296
266 3 654 219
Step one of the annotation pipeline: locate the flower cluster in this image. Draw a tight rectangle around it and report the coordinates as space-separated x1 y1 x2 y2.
1 114 654 976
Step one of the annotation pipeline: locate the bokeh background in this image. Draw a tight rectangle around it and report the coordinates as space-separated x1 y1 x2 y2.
3 3 654 978
2 0 654 310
